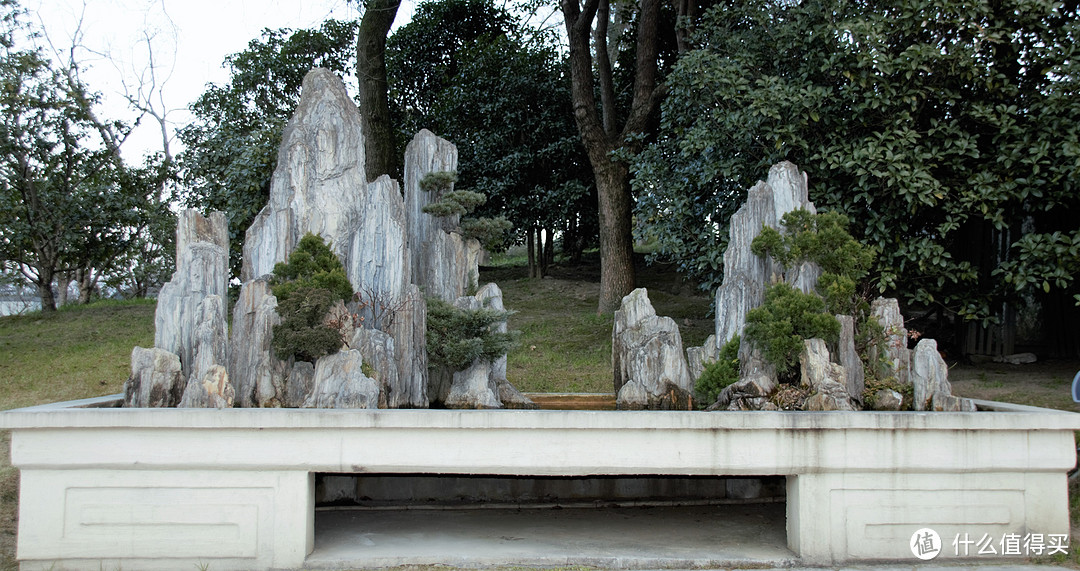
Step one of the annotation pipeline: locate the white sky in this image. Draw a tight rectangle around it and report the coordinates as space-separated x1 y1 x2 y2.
28 0 417 162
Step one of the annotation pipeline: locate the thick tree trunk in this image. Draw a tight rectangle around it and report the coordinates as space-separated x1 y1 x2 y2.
35 265 56 314
527 228 537 278
543 227 555 268
563 0 661 313
594 160 635 313
56 271 72 307
357 0 401 181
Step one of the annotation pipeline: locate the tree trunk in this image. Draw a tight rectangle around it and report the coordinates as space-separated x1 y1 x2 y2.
357 0 401 181
76 267 95 304
527 228 537 278
594 160 635 313
543 227 555 268
36 265 56 314
563 0 662 313
56 271 72 307
534 227 546 278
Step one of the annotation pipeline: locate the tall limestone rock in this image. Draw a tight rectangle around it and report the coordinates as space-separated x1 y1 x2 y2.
714 162 819 347
154 209 229 381
235 68 428 408
229 279 289 407
241 68 367 282
403 129 481 302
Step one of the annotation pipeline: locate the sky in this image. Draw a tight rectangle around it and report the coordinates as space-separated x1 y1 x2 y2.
28 0 416 162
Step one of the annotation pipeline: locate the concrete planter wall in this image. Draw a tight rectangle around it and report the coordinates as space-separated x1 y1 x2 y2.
2 396 1078 569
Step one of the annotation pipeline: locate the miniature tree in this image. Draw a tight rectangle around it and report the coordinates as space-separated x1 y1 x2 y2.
420 170 512 251
270 233 354 363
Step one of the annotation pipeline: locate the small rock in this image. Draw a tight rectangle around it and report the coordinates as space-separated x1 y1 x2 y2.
445 358 501 409
871 389 904 411
178 365 234 409
616 380 649 410
911 338 952 411
302 350 380 409
996 352 1038 365
613 288 693 410
124 347 184 408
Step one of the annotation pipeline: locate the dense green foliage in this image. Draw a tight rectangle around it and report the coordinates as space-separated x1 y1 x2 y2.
744 284 840 380
425 296 518 371
388 0 594 254
746 210 878 378
694 334 740 406
177 20 358 280
634 0 1080 348
0 1 171 310
270 234 353 362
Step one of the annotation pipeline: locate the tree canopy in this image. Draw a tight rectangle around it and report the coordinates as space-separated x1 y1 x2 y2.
0 0 169 310
388 0 594 262
634 0 1080 353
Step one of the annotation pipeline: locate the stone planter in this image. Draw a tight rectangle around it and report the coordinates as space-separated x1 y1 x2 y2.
2 396 1078 569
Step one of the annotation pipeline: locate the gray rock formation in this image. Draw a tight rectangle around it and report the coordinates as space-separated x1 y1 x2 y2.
124 347 184 407
714 162 819 347
932 393 978 412
241 68 367 282
403 129 481 302
911 338 952 411
229 279 288 408
384 284 428 408
188 295 229 386
836 315 865 404
154 210 229 380
302 350 380 408
348 175 412 322
613 288 693 410
616 380 650 410
799 338 855 411
178 365 234 409
445 358 501 409
285 361 316 408
496 377 539 410
870 297 911 385
349 327 398 408
437 283 530 409
686 334 718 384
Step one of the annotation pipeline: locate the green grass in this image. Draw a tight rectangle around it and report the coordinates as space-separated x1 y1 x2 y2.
0 298 156 411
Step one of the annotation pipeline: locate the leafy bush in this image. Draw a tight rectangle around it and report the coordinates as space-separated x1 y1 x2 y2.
425 297 518 371
270 233 353 362
744 283 840 381
694 334 740 406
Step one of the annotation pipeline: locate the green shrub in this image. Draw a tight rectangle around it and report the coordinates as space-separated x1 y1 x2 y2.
270 233 354 363
272 286 344 363
270 233 353 303
751 209 875 281
748 209 878 381
425 297 519 371
744 283 840 381
694 334 740 406
419 170 511 250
